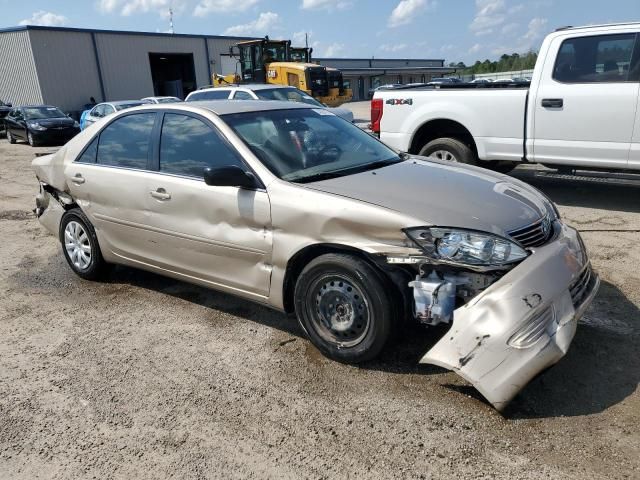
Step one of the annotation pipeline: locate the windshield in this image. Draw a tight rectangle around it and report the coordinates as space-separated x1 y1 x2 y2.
223 108 403 183
23 106 66 120
115 102 147 111
156 97 182 103
255 88 323 107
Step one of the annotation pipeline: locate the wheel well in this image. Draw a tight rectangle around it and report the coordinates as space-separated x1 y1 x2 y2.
409 119 477 157
282 243 408 318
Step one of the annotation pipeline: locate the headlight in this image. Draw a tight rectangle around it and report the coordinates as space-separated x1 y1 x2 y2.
28 122 46 131
404 227 529 266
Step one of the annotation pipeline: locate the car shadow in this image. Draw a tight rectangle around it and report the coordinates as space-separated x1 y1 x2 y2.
104 267 638 418
511 167 640 214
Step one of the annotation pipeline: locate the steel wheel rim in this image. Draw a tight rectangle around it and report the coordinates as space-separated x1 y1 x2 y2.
431 149 458 162
311 275 371 347
64 221 92 271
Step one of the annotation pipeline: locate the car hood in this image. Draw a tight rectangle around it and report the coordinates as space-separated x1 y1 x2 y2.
329 107 354 122
30 117 75 127
303 158 549 235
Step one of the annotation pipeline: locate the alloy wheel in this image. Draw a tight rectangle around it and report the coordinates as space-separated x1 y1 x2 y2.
431 149 458 162
64 221 92 270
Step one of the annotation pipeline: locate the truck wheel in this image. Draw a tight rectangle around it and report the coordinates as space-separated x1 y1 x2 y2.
59 208 109 281
294 253 393 364
418 137 477 165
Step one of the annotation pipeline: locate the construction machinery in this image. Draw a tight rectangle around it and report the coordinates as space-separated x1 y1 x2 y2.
211 37 351 106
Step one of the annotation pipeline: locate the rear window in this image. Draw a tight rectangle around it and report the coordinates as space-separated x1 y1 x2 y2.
97 113 156 169
187 90 230 101
553 33 639 83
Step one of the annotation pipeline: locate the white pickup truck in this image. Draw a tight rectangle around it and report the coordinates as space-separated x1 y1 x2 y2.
372 23 640 173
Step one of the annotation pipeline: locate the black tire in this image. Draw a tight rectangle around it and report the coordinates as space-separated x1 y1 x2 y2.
7 129 16 144
294 253 393 364
418 137 477 165
27 131 38 147
59 208 109 281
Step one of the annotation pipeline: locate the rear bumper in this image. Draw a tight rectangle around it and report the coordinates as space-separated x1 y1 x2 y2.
421 223 599 411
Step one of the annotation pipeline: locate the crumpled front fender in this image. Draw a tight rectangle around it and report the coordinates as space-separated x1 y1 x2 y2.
421 224 599 411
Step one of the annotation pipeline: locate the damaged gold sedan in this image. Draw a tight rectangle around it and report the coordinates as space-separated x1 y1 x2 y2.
32 100 599 411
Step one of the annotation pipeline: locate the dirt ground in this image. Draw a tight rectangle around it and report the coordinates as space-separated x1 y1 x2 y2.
0 128 639 479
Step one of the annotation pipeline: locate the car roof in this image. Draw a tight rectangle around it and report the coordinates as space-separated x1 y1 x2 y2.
198 84 293 92
21 105 58 108
163 99 313 116
104 100 149 106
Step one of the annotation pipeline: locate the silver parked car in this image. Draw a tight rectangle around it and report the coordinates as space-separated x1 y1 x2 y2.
185 84 354 123
32 100 598 411
82 100 150 129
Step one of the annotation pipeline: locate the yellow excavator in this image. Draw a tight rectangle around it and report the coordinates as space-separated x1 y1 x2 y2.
211 37 352 106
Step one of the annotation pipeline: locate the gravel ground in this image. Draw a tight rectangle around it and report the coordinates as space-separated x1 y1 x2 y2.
0 129 639 479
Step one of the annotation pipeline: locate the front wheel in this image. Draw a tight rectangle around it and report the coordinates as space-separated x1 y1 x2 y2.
7 129 16 144
418 137 477 165
27 131 37 147
59 208 109 281
294 253 393 364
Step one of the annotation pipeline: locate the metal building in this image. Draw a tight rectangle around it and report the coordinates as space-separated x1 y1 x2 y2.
0 25 253 114
316 57 456 101
0 25 456 112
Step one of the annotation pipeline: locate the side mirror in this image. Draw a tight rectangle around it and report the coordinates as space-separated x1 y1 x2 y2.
203 166 259 189
7 103 12 107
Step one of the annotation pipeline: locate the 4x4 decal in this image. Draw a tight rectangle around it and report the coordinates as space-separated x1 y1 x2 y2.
385 98 413 105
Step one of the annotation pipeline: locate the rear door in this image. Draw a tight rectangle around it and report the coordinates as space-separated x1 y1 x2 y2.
143 111 273 298
533 31 640 168
65 112 159 262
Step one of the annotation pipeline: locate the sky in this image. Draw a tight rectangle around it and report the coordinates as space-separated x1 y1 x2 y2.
2 0 639 64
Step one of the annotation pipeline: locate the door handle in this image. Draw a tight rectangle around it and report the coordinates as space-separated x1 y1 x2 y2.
150 188 171 200
71 174 85 184
541 98 563 108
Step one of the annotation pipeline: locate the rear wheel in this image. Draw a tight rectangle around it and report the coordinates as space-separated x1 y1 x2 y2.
294 253 393 364
418 137 477 165
59 208 109 281
7 129 16 144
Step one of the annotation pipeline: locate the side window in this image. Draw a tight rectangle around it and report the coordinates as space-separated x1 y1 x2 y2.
103 105 115 115
97 113 156 169
233 91 254 100
91 105 104 118
159 113 244 178
76 137 98 163
553 33 638 83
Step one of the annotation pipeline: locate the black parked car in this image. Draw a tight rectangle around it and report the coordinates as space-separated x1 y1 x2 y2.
0 100 11 131
5 105 80 147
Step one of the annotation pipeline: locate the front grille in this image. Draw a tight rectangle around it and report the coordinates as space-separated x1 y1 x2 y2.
508 216 552 248
569 264 593 308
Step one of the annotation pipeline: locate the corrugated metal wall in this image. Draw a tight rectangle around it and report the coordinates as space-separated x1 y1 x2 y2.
0 30 43 106
206 37 242 77
94 33 211 100
29 29 102 112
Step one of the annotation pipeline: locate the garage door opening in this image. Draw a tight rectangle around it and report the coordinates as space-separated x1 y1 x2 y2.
148 53 197 99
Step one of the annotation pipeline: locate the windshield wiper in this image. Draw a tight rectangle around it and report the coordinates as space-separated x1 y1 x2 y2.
292 156 403 184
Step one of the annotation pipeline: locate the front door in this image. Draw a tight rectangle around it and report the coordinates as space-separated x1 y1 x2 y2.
143 111 273 298
533 31 640 168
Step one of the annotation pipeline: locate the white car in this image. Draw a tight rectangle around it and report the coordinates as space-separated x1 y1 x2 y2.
185 84 354 123
141 96 183 104
82 100 149 130
372 22 640 173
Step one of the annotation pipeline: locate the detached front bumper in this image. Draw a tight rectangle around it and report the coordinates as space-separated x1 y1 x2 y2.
421 223 599 411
